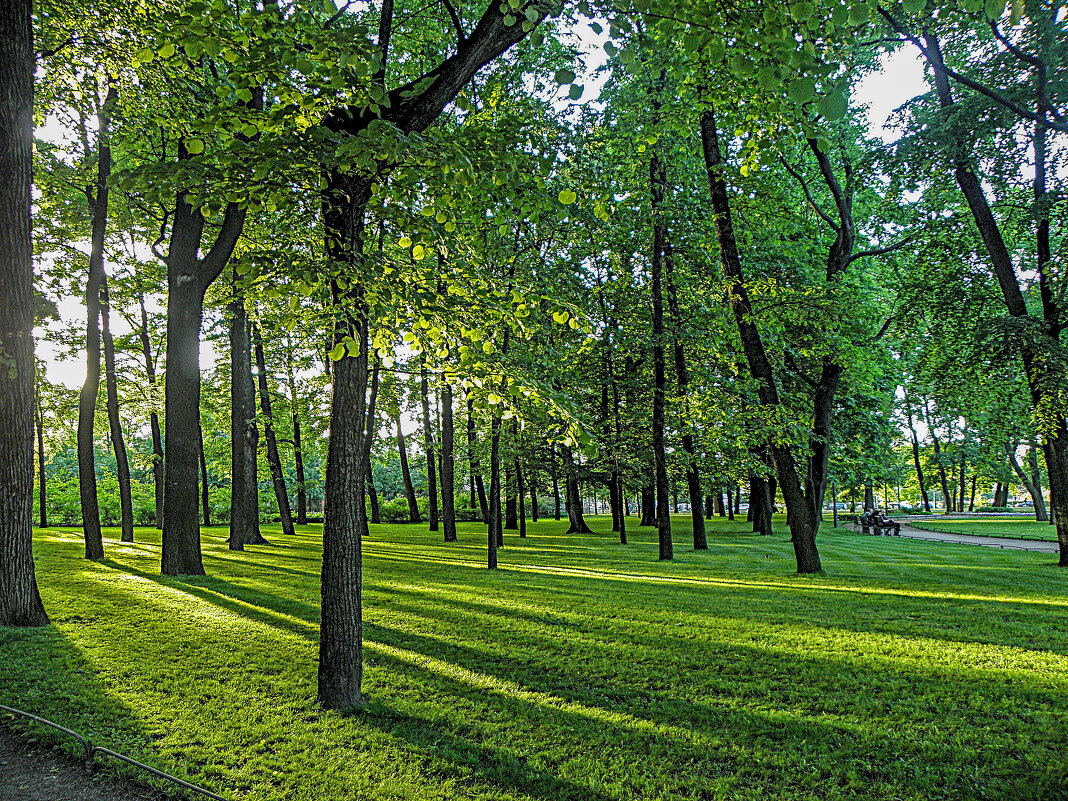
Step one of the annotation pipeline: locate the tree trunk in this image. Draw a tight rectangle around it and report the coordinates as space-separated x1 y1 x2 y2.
284 349 308 525
640 484 656 526
35 368 47 529
162 188 246 576
488 412 501 567
198 423 212 528
466 394 489 523
100 280 134 542
0 0 49 625
440 376 456 541
704 491 713 520
701 104 821 572
363 357 381 527
1028 444 1049 522
516 459 526 538
562 444 593 534
529 476 538 523
504 464 518 530
254 324 295 537
648 133 673 561
229 282 259 550
135 290 164 528
904 389 931 512
1009 444 1049 521
419 360 439 532
77 101 110 560
395 415 421 523
551 444 561 520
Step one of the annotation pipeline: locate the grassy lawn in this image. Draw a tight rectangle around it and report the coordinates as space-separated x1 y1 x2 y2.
907 516 1059 543
2 514 1067 801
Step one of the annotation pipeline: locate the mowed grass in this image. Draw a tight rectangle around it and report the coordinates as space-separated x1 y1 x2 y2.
908 515 1059 542
2 514 1067 801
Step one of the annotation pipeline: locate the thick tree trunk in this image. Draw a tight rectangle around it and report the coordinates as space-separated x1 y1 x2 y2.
317 172 372 710
395 416 421 523
562 444 593 534
100 281 134 542
640 484 656 526
420 361 439 532
440 377 456 542
0 0 49 625
135 291 164 528
229 284 259 550
254 324 295 537
162 189 246 576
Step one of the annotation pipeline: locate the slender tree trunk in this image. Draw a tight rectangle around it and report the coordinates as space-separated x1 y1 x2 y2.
1028 444 1049 522
924 401 953 513
488 412 501 567
551 444 561 520
516 459 526 538
701 104 821 572
1009 444 1049 521
135 290 164 528
77 101 111 559
440 376 456 541
35 368 47 529
254 324 295 536
395 415 421 523
284 351 308 524
100 280 134 542
529 476 538 523
0 0 48 625
420 360 439 532
466 394 489 523
363 356 381 527
229 281 259 550
196 424 211 528
504 464 518 530
648 130 672 561
904 389 931 512
968 473 977 512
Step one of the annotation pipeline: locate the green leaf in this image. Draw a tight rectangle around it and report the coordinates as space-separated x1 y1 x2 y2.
185 138 205 155
328 343 345 361
816 90 848 120
558 189 577 205
554 68 576 85
569 84 584 100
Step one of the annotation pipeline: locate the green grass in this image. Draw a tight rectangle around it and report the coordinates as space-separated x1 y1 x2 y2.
2 515 1067 801
907 515 1060 543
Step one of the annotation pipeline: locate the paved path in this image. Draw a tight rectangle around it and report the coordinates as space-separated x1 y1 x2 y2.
891 523 1058 554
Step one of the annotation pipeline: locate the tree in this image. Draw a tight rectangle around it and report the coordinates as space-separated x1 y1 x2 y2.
0 0 49 627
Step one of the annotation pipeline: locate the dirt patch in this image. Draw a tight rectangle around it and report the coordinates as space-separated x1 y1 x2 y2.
0 725 164 801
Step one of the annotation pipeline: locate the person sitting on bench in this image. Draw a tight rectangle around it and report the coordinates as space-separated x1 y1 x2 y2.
874 509 900 536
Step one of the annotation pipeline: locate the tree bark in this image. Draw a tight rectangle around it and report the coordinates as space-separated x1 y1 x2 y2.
100 279 134 542
283 343 308 524
0 0 49 625
504 465 518 530
395 415 421 523
229 281 260 550
551 444 561 520
466 393 489 522
488 412 501 567
162 186 246 576
440 375 457 541
903 388 931 512
135 289 164 528
198 423 213 527
420 360 439 532
254 323 295 537
701 104 822 572
1009 444 1049 521
562 444 593 534
34 369 46 529
363 356 381 527
639 483 656 526
1028 445 1049 522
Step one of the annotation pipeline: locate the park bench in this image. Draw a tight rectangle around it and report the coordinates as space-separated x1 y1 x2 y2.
848 515 901 536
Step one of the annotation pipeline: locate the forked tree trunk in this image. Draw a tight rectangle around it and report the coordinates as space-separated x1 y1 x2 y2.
100 280 134 542
0 0 49 625
562 444 593 534
254 324 295 536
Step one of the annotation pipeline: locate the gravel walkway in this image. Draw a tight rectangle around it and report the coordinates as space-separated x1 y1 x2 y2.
887 524 1057 554
0 726 163 801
